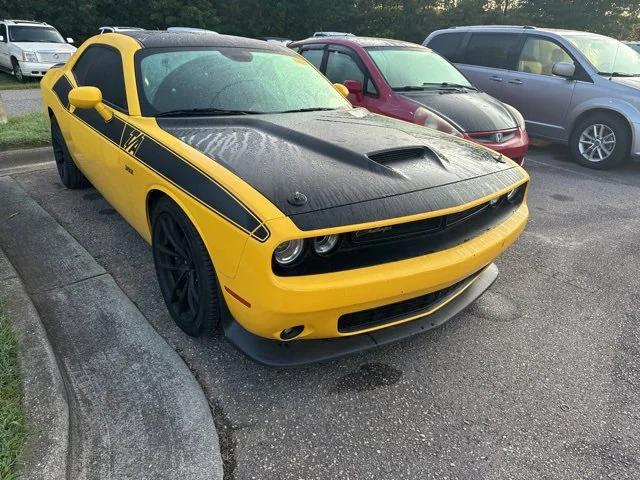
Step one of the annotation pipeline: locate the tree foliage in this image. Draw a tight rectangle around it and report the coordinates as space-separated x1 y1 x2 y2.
0 0 638 44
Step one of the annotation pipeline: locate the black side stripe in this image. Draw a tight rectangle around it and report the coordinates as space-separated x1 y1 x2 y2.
50 74 270 242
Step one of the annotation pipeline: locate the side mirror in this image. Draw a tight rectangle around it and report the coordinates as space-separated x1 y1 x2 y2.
343 79 364 101
68 86 112 122
333 83 349 98
0 35 4 42
66 37 74 44
552 61 575 78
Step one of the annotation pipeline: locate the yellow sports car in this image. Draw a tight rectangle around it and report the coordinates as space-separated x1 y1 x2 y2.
41 31 529 366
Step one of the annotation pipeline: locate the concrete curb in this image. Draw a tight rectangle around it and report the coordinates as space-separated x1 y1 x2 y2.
0 249 69 480
0 176 223 479
0 147 54 177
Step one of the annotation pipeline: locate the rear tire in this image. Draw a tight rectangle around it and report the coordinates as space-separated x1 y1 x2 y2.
570 113 630 170
152 197 221 337
11 58 25 82
51 116 90 189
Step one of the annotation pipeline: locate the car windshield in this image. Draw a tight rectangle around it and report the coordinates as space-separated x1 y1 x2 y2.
136 47 351 116
367 47 473 90
8 26 65 43
562 33 640 76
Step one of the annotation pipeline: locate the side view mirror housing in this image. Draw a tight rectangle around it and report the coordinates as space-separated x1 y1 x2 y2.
0 35 4 42
68 86 112 122
333 83 349 98
552 61 575 78
66 37 74 44
343 79 364 101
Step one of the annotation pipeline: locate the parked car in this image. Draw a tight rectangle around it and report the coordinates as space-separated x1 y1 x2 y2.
290 36 529 164
40 31 528 365
425 26 640 169
625 41 640 54
0 19 75 81
98 26 144 34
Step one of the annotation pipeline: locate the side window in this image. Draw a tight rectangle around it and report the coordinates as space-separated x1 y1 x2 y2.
0 24 7 42
325 49 378 96
72 45 127 111
517 37 574 76
464 33 521 69
427 32 466 62
300 48 324 69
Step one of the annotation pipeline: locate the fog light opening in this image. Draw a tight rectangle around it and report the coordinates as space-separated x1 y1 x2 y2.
280 325 304 340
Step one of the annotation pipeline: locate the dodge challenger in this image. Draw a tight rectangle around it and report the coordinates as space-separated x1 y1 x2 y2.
40 31 529 366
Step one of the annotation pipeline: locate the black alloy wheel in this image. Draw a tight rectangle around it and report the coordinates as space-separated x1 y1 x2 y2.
152 197 220 336
51 116 89 189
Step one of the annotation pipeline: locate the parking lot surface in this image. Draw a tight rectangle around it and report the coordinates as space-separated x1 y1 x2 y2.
10 145 640 479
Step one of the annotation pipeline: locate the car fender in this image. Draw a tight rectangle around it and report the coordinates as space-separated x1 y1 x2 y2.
567 97 640 146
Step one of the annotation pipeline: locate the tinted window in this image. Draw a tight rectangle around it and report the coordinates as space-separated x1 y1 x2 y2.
427 32 466 62
325 49 377 95
464 33 520 69
517 37 573 76
0 24 6 42
72 45 128 111
300 48 324 69
136 48 350 116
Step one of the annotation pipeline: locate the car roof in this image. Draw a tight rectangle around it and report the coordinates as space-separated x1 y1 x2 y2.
293 36 422 49
119 30 288 51
2 19 51 27
100 26 144 31
435 25 608 37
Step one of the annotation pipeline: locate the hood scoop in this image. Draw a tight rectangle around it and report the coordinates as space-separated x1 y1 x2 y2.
368 145 449 168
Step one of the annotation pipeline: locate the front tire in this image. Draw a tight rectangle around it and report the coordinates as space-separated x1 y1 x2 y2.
152 197 221 337
51 116 90 189
570 113 630 169
11 58 25 82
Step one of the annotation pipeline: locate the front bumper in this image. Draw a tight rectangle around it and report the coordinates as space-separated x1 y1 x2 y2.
220 200 528 346
465 128 529 165
222 263 499 367
19 61 57 77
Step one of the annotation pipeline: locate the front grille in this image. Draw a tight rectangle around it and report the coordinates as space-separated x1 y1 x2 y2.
38 51 71 63
469 130 516 144
338 275 472 333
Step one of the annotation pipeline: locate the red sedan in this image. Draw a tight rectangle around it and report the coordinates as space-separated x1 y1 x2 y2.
289 37 529 164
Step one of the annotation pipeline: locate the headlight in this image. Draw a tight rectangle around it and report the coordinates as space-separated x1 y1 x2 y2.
312 235 340 255
21 51 38 62
274 239 305 266
413 107 463 137
503 103 525 130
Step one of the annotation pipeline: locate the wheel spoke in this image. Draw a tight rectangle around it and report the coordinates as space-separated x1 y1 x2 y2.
187 273 198 315
157 261 191 272
170 270 189 303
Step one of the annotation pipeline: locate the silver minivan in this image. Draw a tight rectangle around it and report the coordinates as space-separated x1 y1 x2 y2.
424 26 640 169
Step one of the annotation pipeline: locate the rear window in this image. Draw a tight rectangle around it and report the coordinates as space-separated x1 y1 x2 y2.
426 32 466 62
464 33 521 69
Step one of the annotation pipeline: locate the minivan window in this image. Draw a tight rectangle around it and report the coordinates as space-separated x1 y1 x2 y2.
562 33 640 77
367 47 472 90
517 37 573 76
8 26 65 43
426 32 466 62
464 33 520 69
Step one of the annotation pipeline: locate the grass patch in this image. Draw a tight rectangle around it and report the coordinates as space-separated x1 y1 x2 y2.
0 303 25 480
0 72 40 90
0 113 50 151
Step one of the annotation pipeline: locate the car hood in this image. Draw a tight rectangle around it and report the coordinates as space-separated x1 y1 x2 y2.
610 76 640 90
12 42 76 52
399 91 517 133
158 108 526 230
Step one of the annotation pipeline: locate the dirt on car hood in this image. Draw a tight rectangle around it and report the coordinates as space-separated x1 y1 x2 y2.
158 108 526 230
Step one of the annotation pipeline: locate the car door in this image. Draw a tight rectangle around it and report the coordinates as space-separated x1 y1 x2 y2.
63 44 131 214
456 32 523 100
504 35 578 139
0 23 10 70
322 45 382 114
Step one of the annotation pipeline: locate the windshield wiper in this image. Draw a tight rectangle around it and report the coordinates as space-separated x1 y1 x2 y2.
423 82 478 91
274 107 338 113
393 85 427 91
598 71 640 78
156 107 263 117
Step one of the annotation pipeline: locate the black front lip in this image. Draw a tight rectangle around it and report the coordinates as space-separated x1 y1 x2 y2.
221 263 499 367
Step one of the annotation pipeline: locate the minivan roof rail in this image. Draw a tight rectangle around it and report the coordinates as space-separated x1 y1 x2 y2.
447 25 537 29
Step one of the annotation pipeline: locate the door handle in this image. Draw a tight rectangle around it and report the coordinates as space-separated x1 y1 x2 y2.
490 76 503 82
509 79 523 85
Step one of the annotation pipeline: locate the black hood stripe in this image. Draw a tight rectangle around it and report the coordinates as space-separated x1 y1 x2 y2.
50 75 269 241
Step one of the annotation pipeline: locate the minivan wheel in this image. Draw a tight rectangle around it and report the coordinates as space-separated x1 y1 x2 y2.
152 197 221 337
570 114 630 169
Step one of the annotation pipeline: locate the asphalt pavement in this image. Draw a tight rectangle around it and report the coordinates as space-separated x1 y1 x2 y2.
1 88 43 117
5 145 640 479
